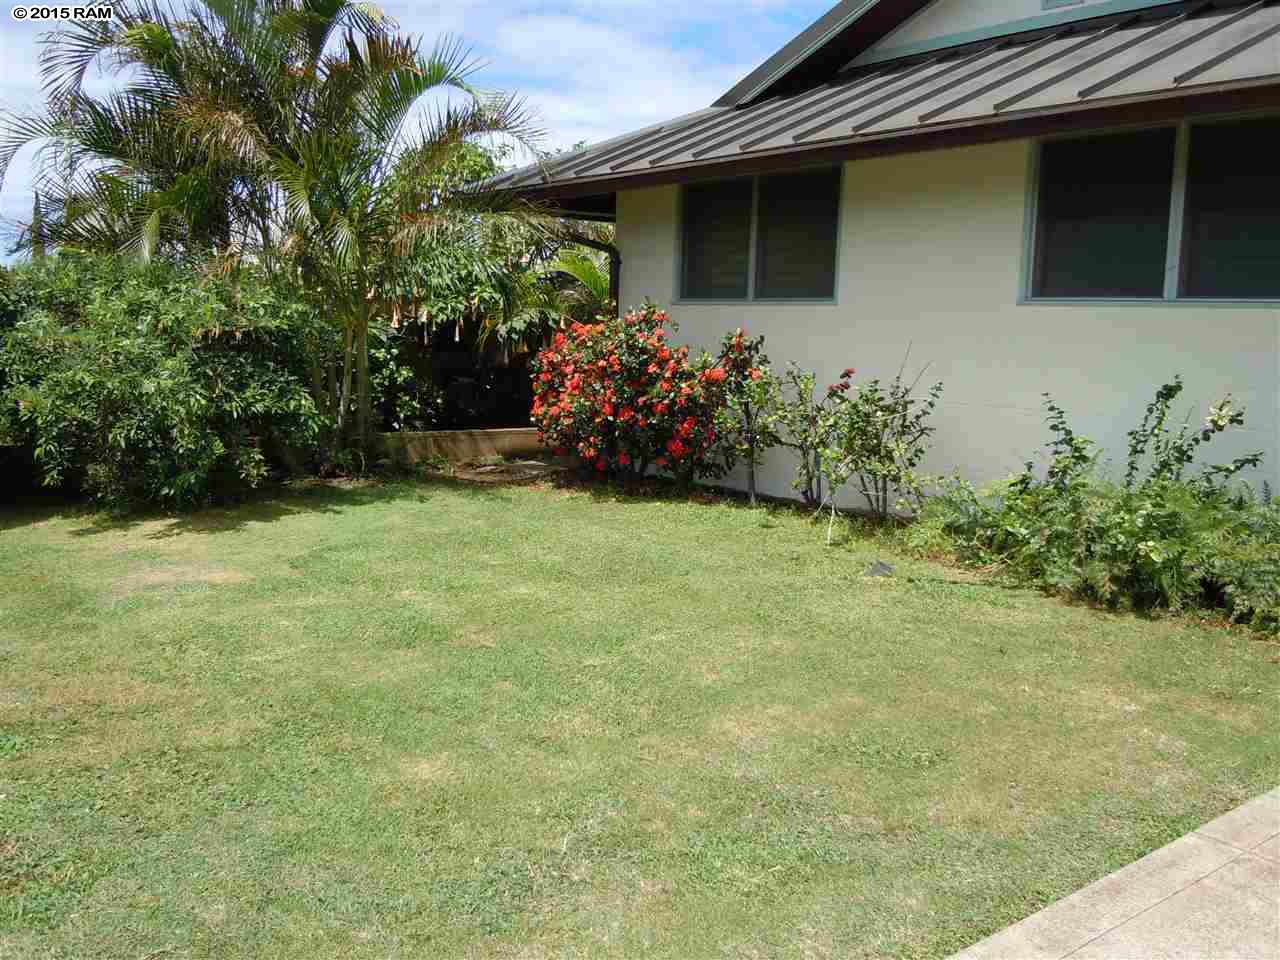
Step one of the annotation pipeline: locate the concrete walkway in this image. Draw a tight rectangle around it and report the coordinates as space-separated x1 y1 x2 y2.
950 788 1279 960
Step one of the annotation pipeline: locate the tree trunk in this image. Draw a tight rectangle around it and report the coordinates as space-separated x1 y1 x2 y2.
355 315 371 451
338 324 355 440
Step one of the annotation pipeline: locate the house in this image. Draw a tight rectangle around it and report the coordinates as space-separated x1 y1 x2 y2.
498 0 1280 498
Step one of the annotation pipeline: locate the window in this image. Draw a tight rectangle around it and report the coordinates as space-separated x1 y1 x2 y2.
1182 117 1280 299
680 168 841 301
755 168 842 299
681 179 752 300
1032 128 1175 299
1028 116 1280 302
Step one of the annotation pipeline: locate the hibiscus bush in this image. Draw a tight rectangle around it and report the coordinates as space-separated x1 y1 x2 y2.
530 303 736 482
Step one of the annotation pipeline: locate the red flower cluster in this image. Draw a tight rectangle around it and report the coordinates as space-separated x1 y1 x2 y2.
828 366 857 396
530 304 731 478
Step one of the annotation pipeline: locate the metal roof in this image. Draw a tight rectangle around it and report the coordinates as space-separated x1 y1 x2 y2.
497 1 1280 201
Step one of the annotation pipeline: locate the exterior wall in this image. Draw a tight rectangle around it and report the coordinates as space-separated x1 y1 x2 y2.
615 139 1280 504
857 0 1176 65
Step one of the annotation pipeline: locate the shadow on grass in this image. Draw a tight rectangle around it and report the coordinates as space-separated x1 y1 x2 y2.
1 475 518 540
0 493 88 534
147 477 521 540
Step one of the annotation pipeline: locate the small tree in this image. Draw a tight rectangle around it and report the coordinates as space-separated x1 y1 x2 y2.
774 364 832 508
715 329 779 506
820 353 943 525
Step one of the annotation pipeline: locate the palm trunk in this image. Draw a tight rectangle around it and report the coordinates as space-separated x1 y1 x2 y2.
338 323 355 440
355 316 371 451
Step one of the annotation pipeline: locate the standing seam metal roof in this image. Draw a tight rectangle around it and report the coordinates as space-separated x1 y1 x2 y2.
497 1 1280 195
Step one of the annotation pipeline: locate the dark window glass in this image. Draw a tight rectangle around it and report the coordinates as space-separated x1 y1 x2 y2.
681 179 752 299
755 168 841 299
1182 117 1280 299
1034 128 1176 298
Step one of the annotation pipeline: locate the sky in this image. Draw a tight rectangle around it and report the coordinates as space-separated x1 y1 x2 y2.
0 0 835 254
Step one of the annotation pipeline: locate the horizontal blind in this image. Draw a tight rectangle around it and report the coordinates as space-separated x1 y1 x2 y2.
755 168 841 300
1182 117 1280 299
1034 128 1175 298
681 179 753 299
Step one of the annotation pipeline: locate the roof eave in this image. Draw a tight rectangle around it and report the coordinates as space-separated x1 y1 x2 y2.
514 81 1280 203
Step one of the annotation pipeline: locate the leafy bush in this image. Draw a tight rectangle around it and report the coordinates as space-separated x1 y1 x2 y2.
529 303 736 482
0 254 326 508
921 381 1277 633
370 325 447 432
820 359 943 520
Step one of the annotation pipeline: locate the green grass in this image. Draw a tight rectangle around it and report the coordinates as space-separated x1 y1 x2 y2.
1 478 1276 959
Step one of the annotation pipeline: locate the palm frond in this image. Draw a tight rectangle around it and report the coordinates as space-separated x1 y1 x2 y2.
551 250 610 306
0 110 64 187
174 99 271 170
273 0 392 66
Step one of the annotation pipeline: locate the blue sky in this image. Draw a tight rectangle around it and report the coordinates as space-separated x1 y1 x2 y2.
0 1 834 252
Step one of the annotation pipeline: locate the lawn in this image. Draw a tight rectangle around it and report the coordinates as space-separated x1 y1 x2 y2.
1 478 1276 959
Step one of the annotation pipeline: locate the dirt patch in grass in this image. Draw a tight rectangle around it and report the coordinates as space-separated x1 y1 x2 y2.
453 626 498 649
115 565 252 594
546 707 610 741
402 753 459 786
16 672 188 720
184 715 266 750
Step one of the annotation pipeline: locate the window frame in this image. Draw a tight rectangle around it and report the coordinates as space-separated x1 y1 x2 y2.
674 166 843 305
1020 112 1280 307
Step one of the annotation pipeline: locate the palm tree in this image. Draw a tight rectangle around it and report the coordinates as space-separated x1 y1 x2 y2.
0 0 540 447
267 29 539 443
549 249 613 321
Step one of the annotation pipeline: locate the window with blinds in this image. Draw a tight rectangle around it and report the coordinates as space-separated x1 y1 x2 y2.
1032 128 1175 299
680 179 753 300
679 168 841 301
1182 116 1280 300
755 169 842 299
1028 117 1280 302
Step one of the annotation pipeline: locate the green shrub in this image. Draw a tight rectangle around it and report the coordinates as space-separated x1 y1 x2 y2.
772 364 832 509
0 254 327 508
922 382 1277 633
714 329 781 506
821 359 943 520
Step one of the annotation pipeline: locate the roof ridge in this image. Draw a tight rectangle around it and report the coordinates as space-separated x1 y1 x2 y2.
714 0 883 107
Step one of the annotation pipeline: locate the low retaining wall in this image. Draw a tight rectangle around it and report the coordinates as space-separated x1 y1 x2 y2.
379 428 544 464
